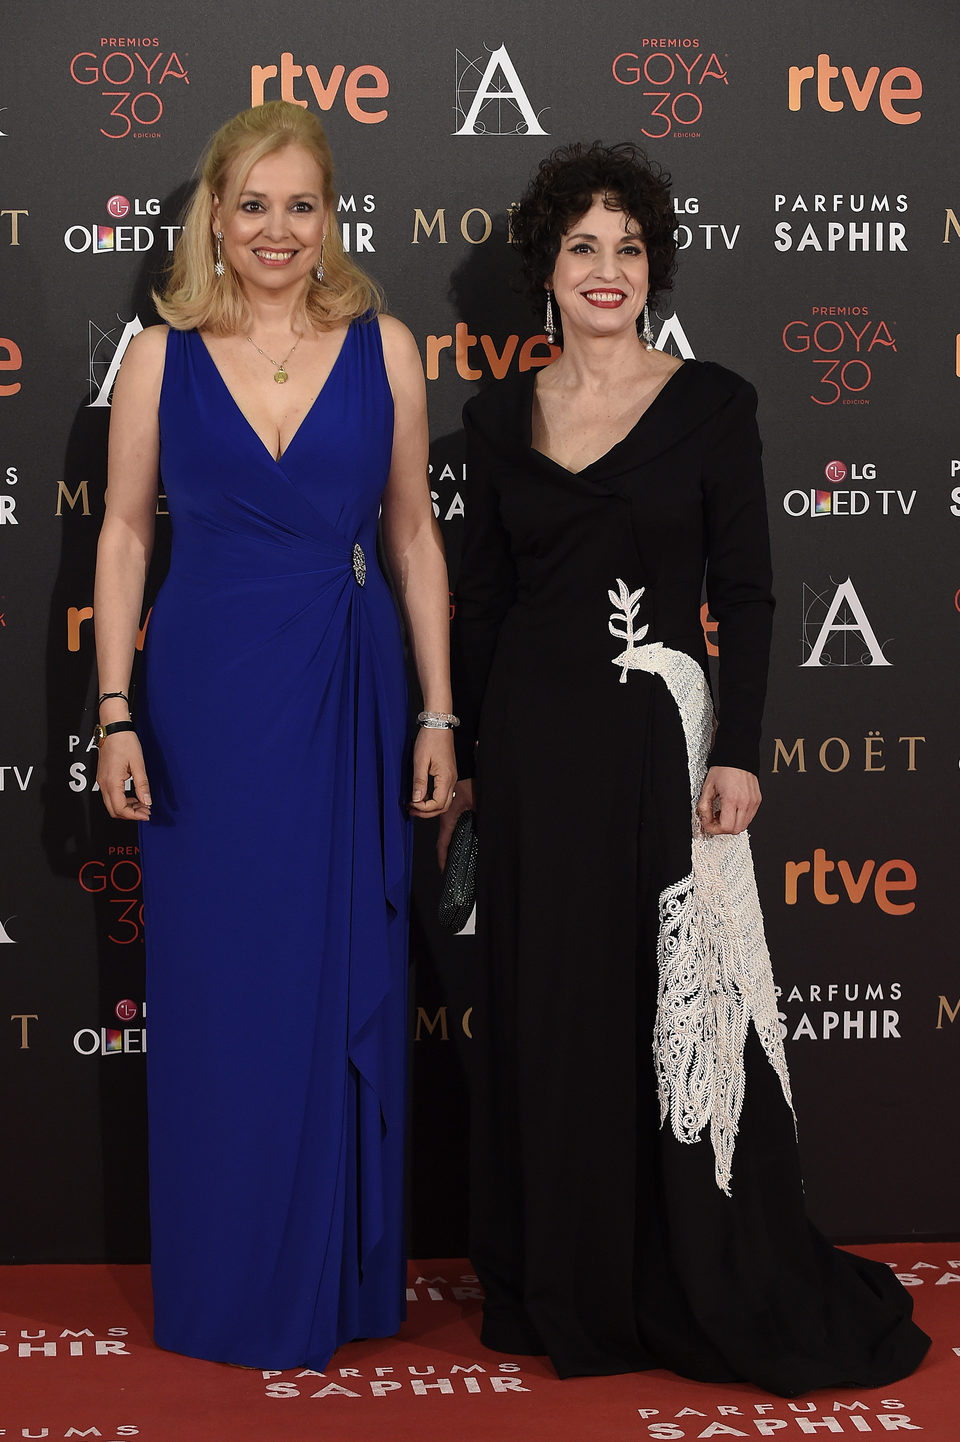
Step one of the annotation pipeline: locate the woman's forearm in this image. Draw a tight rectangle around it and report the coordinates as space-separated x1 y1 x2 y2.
93 518 154 721
383 513 453 713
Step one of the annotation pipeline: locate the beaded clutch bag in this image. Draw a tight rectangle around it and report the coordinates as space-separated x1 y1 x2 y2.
438 810 478 932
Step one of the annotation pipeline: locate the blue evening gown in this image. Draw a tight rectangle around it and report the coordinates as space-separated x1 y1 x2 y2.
138 318 410 1369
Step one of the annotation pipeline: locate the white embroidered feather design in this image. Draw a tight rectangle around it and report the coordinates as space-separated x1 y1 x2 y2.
608 580 794 1195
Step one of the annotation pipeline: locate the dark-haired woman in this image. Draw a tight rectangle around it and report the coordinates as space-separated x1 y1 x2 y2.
438 143 928 1394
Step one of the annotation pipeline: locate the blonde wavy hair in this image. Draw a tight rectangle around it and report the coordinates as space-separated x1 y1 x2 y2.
154 101 383 335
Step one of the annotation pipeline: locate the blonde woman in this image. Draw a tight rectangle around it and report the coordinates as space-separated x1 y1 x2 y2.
93 101 455 1369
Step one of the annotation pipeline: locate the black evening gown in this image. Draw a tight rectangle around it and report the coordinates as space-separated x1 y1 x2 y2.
451 361 930 1395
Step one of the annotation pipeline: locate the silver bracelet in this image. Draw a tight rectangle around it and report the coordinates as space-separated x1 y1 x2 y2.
417 710 460 729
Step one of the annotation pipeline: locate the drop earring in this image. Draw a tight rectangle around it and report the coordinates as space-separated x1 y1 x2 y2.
315 238 325 283
641 301 655 351
545 289 557 344
214 231 224 278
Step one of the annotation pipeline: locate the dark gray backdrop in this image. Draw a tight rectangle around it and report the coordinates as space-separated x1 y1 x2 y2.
1 0 957 1262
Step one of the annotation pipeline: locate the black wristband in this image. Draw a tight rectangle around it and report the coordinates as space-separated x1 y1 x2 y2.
98 691 130 709
94 720 137 748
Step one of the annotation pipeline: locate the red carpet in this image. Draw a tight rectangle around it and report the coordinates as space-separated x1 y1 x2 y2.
1 1245 956 1441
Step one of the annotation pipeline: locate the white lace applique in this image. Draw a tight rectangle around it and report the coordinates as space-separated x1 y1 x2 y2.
608 578 794 1195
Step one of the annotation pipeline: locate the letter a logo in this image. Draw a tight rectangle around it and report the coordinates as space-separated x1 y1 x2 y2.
88 316 144 408
454 45 549 136
800 576 892 667
652 314 695 359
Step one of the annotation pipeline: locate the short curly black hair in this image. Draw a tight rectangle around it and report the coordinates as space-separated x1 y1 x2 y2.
510 142 677 323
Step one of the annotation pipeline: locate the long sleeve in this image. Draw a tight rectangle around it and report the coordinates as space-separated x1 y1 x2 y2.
450 400 518 778
702 380 775 777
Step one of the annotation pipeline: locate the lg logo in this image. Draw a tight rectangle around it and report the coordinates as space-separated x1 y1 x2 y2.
106 194 161 219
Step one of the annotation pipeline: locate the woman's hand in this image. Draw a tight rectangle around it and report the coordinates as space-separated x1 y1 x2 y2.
696 765 760 836
409 727 457 820
436 778 475 870
97 733 152 821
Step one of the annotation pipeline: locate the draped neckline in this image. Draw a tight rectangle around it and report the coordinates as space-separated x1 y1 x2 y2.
527 360 687 476
195 323 352 465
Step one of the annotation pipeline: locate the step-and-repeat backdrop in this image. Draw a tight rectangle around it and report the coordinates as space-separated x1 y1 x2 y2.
1 0 957 1261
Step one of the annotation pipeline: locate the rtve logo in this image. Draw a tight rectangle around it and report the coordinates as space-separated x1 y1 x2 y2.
250 50 388 123
788 54 922 125
0 338 22 396
785 850 916 915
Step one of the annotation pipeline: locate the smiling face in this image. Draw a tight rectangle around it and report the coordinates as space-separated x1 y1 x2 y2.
212 142 327 297
547 195 649 342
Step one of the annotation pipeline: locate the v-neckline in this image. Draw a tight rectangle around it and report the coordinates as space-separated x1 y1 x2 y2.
195 323 352 465
528 360 687 476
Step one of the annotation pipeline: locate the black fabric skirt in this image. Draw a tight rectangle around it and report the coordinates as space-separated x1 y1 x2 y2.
469 671 930 1394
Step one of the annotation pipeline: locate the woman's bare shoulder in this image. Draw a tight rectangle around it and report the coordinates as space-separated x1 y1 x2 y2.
375 314 425 406
376 312 419 364
113 324 170 407
120 323 169 374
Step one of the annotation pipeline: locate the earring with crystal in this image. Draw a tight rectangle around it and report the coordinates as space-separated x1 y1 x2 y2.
214 231 225 278
641 301 655 351
315 238 325 283
545 289 557 344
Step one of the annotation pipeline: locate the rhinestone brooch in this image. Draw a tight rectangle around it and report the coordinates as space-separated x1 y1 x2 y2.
352 543 366 587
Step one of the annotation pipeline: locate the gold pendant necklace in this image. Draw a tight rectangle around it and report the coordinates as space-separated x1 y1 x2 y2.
246 332 303 384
